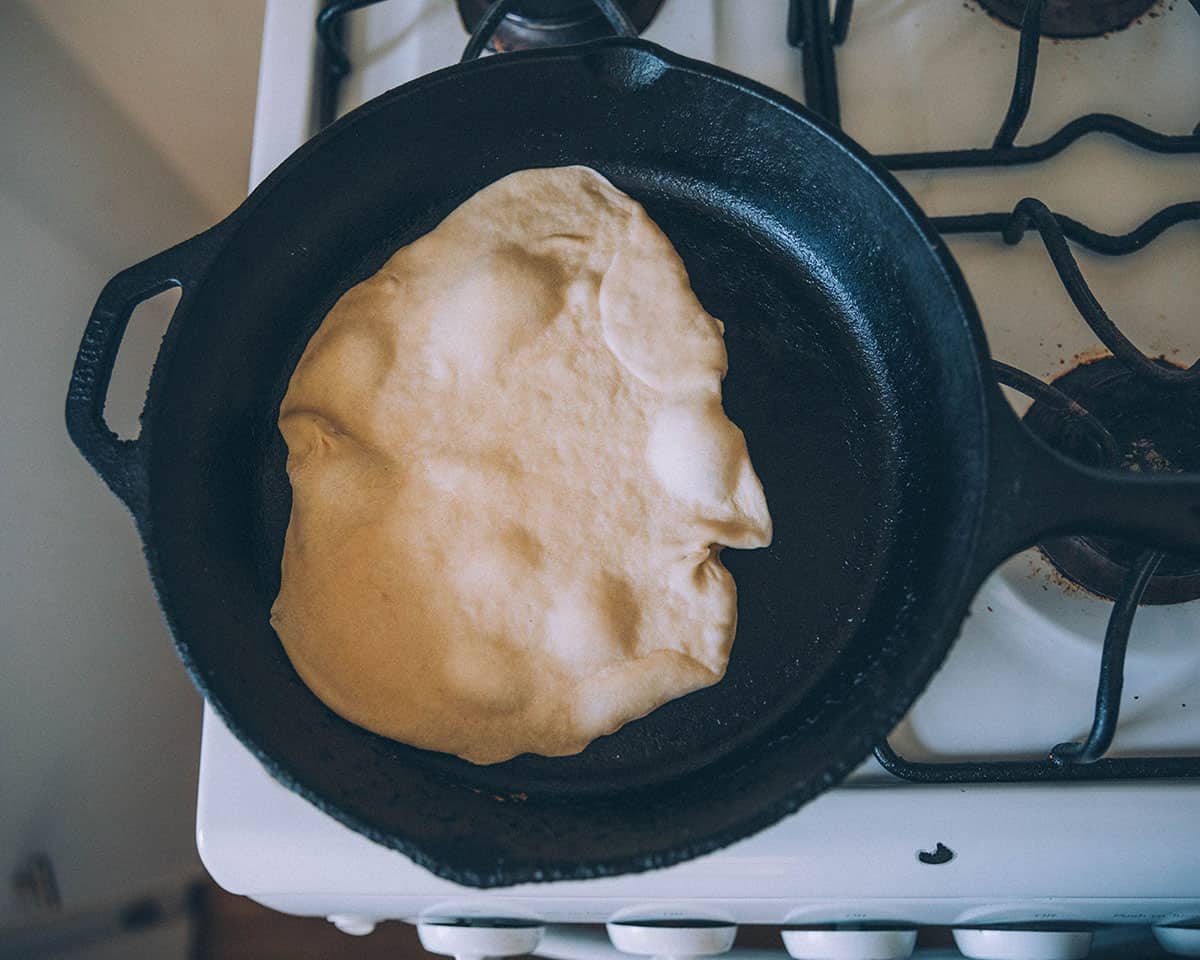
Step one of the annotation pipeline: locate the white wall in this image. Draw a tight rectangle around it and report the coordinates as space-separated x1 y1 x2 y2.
0 0 263 946
25 0 265 220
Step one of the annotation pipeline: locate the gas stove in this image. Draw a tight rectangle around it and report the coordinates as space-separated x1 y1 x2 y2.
199 1 1200 956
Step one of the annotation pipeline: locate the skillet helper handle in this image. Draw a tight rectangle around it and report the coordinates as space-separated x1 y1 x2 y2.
65 225 226 523
972 386 1200 583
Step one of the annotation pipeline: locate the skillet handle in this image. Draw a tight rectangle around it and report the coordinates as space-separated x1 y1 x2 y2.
65 224 227 523
971 383 1200 585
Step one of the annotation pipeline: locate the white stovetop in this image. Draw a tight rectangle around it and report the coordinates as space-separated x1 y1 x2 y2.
200 0 1200 921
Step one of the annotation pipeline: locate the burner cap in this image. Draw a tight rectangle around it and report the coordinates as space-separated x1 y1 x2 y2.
457 0 663 52
1023 357 1200 605
975 0 1157 38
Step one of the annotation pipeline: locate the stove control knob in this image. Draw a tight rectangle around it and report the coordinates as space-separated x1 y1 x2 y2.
328 913 376 936
1154 925 1200 957
782 926 917 959
953 927 1092 960
418 919 544 960
607 920 737 959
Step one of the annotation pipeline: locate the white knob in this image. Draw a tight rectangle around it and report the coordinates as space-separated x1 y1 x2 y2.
1154 925 1200 957
782 927 917 960
953 927 1092 960
607 921 737 959
328 913 376 936
418 920 544 960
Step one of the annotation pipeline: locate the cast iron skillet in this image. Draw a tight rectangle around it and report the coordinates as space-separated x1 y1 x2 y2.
66 40 1200 888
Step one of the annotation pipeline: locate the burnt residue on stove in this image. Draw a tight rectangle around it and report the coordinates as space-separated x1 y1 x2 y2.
1023 356 1200 605
975 0 1161 37
1026 552 1092 598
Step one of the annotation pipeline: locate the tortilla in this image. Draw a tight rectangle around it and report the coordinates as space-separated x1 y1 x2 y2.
270 166 771 764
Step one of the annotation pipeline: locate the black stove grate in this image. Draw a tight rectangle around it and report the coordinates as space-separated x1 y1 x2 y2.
316 0 642 128
315 0 379 131
878 197 1200 782
846 0 1200 782
786 0 852 125
791 0 1200 165
311 0 1200 783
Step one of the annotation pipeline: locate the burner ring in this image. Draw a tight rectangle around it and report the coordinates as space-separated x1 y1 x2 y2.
975 0 1158 38
1023 357 1200 605
457 0 663 52
1039 535 1200 605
